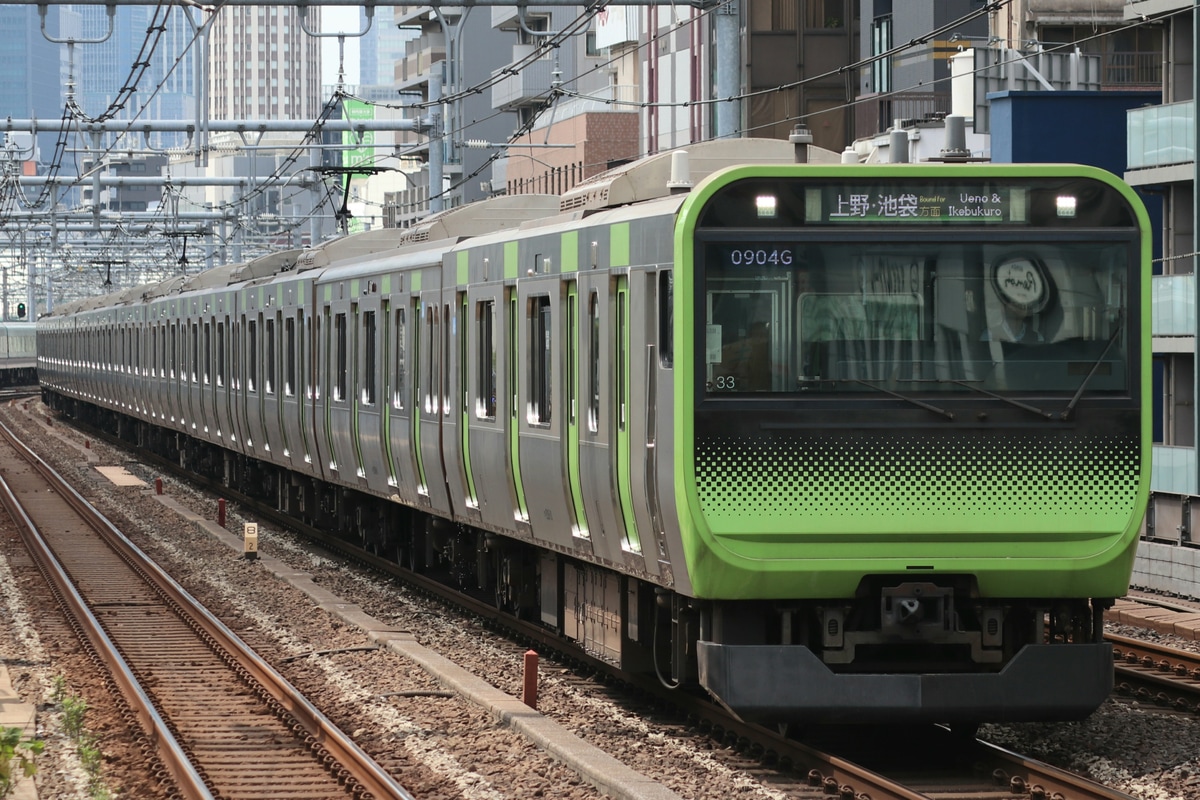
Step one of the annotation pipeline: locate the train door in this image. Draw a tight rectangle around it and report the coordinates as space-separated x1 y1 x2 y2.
202 317 216 438
564 281 589 542
280 306 308 470
575 274 623 562
514 277 573 549
320 299 355 483
215 315 233 445
445 290 477 522
267 310 286 464
381 292 420 507
465 282 514 532
625 270 663 575
416 288 453 516
245 312 267 455
183 318 197 433
613 277 642 556
356 291 387 492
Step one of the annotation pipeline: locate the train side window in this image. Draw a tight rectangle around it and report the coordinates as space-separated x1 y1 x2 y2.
334 312 348 402
247 318 257 393
478 299 496 420
659 270 672 367
265 317 276 395
285 317 296 396
362 310 376 406
529 295 551 425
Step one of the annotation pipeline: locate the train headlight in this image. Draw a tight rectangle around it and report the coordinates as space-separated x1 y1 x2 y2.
755 194 778 218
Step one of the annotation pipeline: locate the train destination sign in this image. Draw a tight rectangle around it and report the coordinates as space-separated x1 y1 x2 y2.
806 185 1026 224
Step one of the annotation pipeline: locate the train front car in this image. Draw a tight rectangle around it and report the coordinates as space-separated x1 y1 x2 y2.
676 164 1150 726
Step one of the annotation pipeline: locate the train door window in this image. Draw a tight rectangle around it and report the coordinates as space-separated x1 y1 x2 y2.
477 299 496 420
529 295 551 425
265 317 276 395
393 306 406 410
285 317 296 396
589 292 600 433
191 323 198 383
151 327 158 378
567 292 577 426
217 321 226 388
362 309 376 405
170 325 177 379
247 318 258 393
334 311 348 402
617 285 627 431
424 305 435 413
443 303 451 416
203 322 212 386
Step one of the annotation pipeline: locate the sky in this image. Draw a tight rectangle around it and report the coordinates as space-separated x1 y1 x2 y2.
320 8 362 88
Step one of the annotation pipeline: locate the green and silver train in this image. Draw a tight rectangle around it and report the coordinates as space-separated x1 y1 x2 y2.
38 138 1150 725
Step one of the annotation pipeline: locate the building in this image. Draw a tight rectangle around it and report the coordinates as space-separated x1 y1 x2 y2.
382 5 517 226
207 5 323 120
0 5 70 171
1121 0 1197 519
72 5 197 149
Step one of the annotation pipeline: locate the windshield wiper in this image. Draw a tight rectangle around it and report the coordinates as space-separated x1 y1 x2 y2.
1059 320 1124 421
943 380 1054 421
851 379 955 420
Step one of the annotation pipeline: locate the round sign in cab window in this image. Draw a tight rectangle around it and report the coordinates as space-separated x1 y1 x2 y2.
992 255 1050 314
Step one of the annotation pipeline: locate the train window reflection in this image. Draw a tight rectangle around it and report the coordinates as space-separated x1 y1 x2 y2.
703 240 1130 396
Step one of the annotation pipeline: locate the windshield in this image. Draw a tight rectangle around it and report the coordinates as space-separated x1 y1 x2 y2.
701 239 1130 396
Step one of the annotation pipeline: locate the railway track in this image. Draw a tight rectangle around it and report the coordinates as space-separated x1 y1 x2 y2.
1110 632 1200 713
0 417 414 800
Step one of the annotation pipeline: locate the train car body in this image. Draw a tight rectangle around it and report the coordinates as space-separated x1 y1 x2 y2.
0 322 37 386
38 139 1151 727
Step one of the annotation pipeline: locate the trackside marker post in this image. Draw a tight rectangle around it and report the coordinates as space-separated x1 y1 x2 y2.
155 478 162 495
522 650 538 709
243 523 259 560
218 498 226 527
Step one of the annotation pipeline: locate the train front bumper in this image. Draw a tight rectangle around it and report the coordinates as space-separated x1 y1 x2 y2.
697 641 1113 725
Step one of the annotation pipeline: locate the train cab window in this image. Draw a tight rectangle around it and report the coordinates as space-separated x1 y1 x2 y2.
285 317 296 396
247 319 257 393
529 295 552 425
334 312 348 402
702 240 1131 396
362 310 376 406
265 318 276 395
477 300 496 420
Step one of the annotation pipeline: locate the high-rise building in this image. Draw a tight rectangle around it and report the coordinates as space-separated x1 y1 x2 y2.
0 5 69 167
71 5 198 149
208 5 323 120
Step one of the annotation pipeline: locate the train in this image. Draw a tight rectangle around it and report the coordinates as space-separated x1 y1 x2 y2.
37 138 1151 728
0 322 37 387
